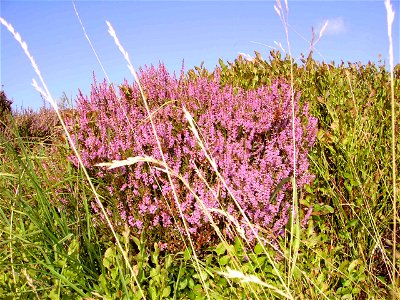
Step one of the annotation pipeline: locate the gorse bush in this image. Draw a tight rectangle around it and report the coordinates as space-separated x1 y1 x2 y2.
66 63 317 251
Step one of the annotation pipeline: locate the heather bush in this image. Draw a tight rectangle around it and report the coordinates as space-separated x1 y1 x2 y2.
1 107 63 147
67 64 317 251
23 108 57 137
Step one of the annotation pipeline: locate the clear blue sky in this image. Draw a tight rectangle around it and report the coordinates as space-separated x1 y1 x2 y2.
1 0 399 111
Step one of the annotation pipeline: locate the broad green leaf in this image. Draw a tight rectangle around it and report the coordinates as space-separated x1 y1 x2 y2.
215 242 226 256
148 286 157 300
219 255 230 266
162 286 171 297
179 278 188 290
254 243 263 255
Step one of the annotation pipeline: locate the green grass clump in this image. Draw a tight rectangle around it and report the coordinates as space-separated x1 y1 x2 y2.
0 123 103 298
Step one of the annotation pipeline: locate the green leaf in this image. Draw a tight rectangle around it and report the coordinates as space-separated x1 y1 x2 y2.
183 248 191 261
132 236 141 248
193 270 208 281
270 177 291 204
188 278 195 289
205 255 213 266
67 238 79 256
323 205 334 214
150 265 160 278
162 286 171 297
164 255 173 269
151 244 159 265
48 288 60 300
98 274 108 292
148 286 157 300
254 243 263 255
104 247 115 259
233 237 244 254
179 278 188 290
103 247 115 269
110 267 118 280
348 259 359 273
219 58 225 68
219 255 230 266
55 258 67 268
256 256 266 268
215 242 226 256
192 284 204 295
348 219 358 227
339 260 349 273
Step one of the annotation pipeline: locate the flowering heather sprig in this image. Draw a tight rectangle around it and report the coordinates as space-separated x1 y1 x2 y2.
66 63 317 250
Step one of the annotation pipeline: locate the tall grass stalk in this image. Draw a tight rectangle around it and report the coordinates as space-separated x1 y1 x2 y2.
182 107 293 297
105 20 212 299
344 73 393 272
1 124 91 297
0 17 145 298
384 0 398 297
99 14 296 299
72 0 192 262
274 0 300 286
9 174 18 287
72 0 109 83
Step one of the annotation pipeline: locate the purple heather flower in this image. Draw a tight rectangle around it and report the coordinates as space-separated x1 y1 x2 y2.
66 63 317 249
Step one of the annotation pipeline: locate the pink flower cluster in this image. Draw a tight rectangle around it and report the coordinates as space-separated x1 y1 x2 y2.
66 64 317 249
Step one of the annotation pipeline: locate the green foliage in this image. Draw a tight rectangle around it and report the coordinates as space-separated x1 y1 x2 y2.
92 230 248 299
0 128 103 299
92 229 177 299
208 239 288 299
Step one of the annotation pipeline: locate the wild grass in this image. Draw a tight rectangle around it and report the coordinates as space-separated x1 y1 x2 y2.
1 0 399 299
385 0 398 294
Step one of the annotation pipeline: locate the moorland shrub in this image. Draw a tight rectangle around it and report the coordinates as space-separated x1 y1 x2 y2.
0 106 63 149
66 64 317 252
0 89 12 133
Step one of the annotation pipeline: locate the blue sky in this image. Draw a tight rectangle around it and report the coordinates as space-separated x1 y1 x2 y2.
1 0 399 111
